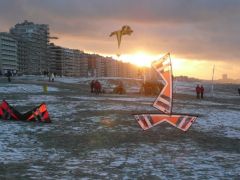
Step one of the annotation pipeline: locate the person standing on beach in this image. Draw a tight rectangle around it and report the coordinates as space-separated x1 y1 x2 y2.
238 88 240 96
94 80 101 95
90 80 95 93
51 73 55 82
48 72 51 82
200 85 204 99
195 85 201 99
6 70 12 82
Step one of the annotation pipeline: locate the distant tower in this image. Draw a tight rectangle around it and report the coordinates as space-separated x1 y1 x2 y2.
222 74 228 80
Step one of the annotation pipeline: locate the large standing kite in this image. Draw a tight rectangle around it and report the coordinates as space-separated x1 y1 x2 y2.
0 100 51 123
109 25 133 50
134 53 197 131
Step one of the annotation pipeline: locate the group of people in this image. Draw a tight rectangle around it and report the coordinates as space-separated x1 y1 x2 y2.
90 80 102 94
195 85 204 99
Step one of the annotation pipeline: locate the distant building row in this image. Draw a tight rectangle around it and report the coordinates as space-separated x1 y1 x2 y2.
0 20 142 78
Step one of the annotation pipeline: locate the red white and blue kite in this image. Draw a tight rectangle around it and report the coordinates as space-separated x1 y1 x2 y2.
134 53 197 131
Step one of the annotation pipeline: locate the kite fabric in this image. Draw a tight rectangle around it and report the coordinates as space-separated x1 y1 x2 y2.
134 114 197 132
152 53 173 114
0 100 22 120
0 100 51 123
134 53 197 132
109 25 133 48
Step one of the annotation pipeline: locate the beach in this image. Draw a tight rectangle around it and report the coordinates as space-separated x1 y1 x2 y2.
0 76 239 179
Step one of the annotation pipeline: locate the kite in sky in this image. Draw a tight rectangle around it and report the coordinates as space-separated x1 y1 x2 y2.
0 100 51 123
134 53 197 131
109 25 133 49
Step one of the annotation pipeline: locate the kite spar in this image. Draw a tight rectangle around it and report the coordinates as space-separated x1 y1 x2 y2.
134 53 197 131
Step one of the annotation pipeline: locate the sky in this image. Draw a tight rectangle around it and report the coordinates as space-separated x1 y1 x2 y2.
0 0 240 80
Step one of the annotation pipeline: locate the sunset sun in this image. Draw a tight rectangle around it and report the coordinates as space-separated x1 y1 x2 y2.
115 52 163 67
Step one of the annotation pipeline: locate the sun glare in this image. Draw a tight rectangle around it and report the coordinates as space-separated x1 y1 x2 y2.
115 52 162 67
111 52 223 80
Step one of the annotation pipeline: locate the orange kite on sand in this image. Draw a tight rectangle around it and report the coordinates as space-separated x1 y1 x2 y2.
134 53 197 131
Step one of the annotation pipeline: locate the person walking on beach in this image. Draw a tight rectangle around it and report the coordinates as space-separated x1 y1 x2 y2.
51 73 55 82
200 85 204 99
6 70 12 82
90 80 95 93
48 72 51 82
94 80 101 95
195 85 201 99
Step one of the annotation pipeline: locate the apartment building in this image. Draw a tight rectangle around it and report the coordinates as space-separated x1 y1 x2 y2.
0 32 18 75
48 43 63 76
96 55 107 77
62 48 75 76
106 57 118 77
79 53 89 77
10 20 49 74
61 48 88 77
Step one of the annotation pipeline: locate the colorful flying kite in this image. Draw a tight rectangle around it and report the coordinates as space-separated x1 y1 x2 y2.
0 100 51 123
134 53 197 131
109 25 133 49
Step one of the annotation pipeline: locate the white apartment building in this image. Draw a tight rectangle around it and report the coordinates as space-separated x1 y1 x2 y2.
10 20 49 74
0 32 18 75
96 56 106 77
62 48 88 77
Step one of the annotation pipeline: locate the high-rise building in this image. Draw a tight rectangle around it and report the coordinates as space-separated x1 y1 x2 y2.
106 57 118 77
79 53 89 77
87 54 97 77
96 56 107 77
0 32 18 75
48 43 63 76
10 20 49 74
62 48 76 76
61 48 87 77
49 44 89 77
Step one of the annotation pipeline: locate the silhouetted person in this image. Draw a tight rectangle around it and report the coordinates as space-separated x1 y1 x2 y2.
94 80 101 95
238 88 240 96
200 85 204 99
48 72 51 82
51 73 55 82
6 70 12 82
195 85 201 99
90 80 95 93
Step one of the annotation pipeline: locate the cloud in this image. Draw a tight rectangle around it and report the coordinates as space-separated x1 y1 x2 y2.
0 0 240 63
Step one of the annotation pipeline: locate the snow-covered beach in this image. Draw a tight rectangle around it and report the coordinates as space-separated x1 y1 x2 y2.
0 76 239 179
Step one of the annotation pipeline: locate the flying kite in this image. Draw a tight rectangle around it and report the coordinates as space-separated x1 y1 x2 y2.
134 53 197 131
109 25 133 49
0 100 51 123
